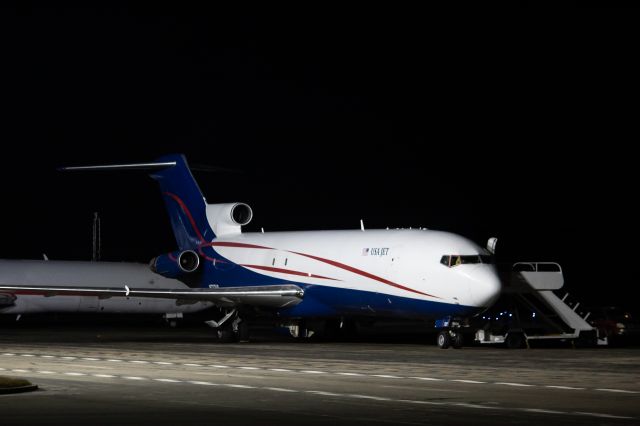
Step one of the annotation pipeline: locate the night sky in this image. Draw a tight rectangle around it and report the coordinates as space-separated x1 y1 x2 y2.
0 6 636 307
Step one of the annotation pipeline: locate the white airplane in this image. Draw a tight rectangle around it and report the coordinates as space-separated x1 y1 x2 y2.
0 154 501 348
0 259 213 320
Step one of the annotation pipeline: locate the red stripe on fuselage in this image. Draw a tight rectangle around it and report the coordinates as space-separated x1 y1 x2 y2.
164 192 205 243
208 241 273 249
210 239 438 298
241 264 339 281
290 251 438 298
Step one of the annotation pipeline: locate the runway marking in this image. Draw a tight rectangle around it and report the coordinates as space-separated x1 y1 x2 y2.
523 408 565 415
1 366 635 420
573 411 634 419
4 352 640 398
494 382 535 387
595 388 639 394
454 402 500 410
397 399 446 406
264 387 298 392
306 390 343 396
349 394 392 401
545 385 585 390
0 367 5 371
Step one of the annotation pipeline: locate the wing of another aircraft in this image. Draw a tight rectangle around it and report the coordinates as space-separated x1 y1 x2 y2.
0 284 304 309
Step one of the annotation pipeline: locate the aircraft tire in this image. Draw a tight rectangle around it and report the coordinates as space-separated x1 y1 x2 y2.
217 328 237 343
437 331 451 349
452 332 464 349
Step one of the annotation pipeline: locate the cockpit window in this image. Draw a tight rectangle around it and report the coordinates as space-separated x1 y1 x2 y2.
440 254 493 267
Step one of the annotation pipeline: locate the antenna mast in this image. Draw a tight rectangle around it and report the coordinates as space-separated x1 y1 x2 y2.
92 212 101 261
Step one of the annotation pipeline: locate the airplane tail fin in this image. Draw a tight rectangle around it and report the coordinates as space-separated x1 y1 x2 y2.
62 154 214 250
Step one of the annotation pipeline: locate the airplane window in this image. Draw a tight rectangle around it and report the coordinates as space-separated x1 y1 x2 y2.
441 255 493 267
480 255 493 264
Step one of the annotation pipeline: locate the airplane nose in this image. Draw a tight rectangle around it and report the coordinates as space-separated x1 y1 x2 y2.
468 267 502 308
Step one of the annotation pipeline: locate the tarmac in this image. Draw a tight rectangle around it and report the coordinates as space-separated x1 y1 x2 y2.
0 319 638 425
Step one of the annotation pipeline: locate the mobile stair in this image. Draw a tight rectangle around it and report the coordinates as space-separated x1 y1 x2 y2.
475 262 605 348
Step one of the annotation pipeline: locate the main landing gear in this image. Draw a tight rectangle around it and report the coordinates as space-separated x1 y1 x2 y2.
436 317 465 349
205 309 250 343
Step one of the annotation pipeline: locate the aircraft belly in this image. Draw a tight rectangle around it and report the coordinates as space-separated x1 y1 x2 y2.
279 285 478 320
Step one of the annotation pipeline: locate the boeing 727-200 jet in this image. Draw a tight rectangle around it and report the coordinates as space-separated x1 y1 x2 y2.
0 154 501 348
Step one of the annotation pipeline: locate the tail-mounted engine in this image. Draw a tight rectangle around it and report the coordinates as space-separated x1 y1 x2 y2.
150 249 200 279
206 202 253 236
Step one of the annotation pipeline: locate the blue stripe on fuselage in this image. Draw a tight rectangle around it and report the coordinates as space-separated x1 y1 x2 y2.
277 285 480 319
198 245 479 320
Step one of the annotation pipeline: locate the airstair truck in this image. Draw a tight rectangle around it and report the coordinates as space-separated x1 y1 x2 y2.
475 262 603 348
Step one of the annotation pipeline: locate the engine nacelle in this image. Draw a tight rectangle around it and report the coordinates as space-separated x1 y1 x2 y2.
150 250 200 279
206 202 253 236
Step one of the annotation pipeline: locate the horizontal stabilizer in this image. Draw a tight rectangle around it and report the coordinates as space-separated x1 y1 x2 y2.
59 161 177 172
0 284 304 309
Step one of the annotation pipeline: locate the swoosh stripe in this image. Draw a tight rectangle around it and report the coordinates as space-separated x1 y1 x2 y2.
290 251 438 298
241 264 339 281
164 192 205 242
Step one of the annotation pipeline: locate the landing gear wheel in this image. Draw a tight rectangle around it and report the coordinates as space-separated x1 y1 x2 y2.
217 327 237 343
452 332 464 349
238 321 250 343
437 331 451 349
506 332 524 349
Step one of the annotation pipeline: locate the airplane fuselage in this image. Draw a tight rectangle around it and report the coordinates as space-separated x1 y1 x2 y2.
0 260 212 315
198 229 501 321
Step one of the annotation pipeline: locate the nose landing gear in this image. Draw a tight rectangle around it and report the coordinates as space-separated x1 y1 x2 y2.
435 317 465 349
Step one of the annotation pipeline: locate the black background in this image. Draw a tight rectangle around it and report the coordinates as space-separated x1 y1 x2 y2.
0 5 636 307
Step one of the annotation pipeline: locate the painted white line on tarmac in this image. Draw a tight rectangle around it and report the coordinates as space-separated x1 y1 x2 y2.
264 387 298 393
494 382 535 387
545 385 585 390
595 388 639 394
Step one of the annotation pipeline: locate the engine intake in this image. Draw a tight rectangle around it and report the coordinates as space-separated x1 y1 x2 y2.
150 250 200 278
206 202 253 236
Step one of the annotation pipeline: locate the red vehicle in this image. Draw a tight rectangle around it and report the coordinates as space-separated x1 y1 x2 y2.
588 306 640 346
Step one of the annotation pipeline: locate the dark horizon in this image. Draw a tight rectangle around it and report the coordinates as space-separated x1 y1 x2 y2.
0 6 636 308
